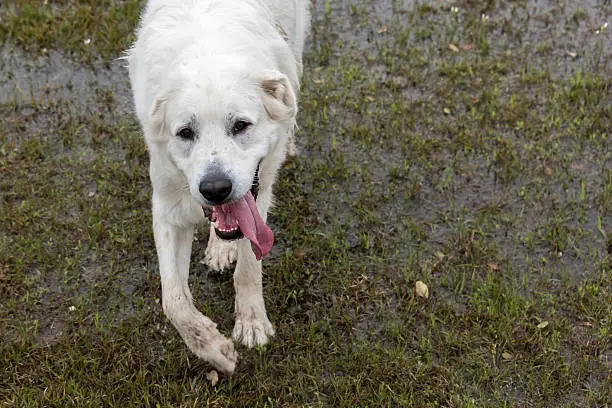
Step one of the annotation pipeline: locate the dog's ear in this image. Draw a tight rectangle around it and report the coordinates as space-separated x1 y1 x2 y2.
148 94 169 142
259 70 297 122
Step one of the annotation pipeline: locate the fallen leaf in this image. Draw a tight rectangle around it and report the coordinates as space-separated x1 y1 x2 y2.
293 248 311 259
502 352 513 361
448 43 460 52
545 167 553 177
537 321 549 329
378 25 388 34
206 370 219 386
415 281 429 299
365 96 376 102
565 51 577 58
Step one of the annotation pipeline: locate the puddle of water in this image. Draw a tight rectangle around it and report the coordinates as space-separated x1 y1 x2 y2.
0 45 133 117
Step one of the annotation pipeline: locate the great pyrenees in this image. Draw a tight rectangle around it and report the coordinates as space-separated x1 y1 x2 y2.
127 0 310 374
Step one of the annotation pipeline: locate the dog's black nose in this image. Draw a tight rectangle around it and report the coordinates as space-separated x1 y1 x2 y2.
199 175 232 204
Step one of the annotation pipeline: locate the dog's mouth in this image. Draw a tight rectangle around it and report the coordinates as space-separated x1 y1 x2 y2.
202 165 273 260
209 180 259 241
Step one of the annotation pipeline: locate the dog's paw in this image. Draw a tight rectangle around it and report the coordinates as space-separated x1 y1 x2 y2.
183 324 238 374
204 334 239 374
232 308 275 348
204 234 238 272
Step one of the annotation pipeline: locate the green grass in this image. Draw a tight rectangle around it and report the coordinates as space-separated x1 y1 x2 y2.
1 0 611 406
0 0 140 61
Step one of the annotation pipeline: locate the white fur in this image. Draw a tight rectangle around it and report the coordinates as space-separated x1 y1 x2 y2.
127 0 309 374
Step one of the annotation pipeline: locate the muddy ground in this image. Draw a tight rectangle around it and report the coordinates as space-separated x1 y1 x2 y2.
0 0 610 406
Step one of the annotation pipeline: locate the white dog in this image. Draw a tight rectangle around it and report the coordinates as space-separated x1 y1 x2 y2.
127 0 309 374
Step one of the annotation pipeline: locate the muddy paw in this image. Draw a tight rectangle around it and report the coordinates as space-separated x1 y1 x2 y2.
182 322 238 374
205 335 239 374
232 311 275 348
204 232 238 272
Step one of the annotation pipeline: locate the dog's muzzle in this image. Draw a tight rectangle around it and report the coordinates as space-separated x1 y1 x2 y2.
203 163 260 241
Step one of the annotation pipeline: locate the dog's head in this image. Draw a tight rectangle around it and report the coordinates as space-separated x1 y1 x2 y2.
147 61 296 252
149 63 296 199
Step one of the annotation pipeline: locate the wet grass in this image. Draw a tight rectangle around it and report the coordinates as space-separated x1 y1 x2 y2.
0 0 140 62
1 0 611 406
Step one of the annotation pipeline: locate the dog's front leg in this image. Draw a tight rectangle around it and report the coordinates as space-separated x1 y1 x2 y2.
232 238 275 348
154 214 238 373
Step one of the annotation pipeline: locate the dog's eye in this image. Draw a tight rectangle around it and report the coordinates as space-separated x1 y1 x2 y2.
177 127 195 140
232 120 250 134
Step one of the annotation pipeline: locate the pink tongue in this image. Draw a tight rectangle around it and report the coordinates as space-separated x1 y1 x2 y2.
215 192 273 260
